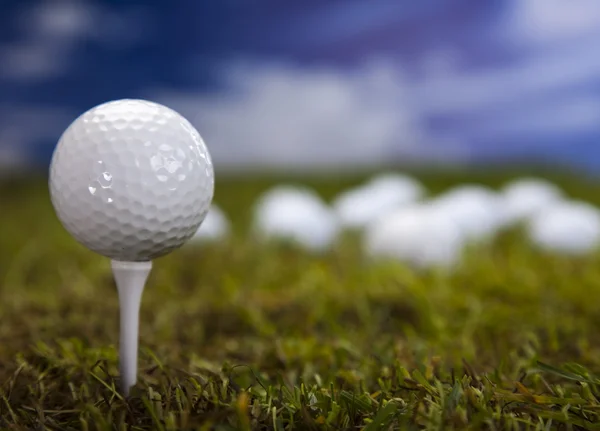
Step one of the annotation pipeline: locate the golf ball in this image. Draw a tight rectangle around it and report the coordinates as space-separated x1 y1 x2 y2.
253 185 340 252
364 203 463 269
527 200 600 255
49 99 214 261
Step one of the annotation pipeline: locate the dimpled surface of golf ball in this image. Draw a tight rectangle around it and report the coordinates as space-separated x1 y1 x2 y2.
49 99 214 261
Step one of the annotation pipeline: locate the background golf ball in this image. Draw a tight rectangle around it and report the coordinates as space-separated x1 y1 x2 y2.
429 184 506 242
49 99 214 261
527 200 600 255
364 203 463 269
333 173 424 230
253 185 339 251
501 178 563 224
191 204 230 242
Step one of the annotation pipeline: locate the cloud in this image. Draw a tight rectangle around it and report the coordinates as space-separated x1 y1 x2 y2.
149 59 432 171
406 9 600 145
412 38 600 117
21 0 152 48
401 1 600 149
22 0 95 41
0 42 71 81
145 34 600 171
504 0 600 46
0 0 152 82
4 1 599 172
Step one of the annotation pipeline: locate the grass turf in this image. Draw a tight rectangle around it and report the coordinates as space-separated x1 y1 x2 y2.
2 168 600 430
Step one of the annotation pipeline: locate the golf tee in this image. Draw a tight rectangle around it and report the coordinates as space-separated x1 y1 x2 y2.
111 260 152 396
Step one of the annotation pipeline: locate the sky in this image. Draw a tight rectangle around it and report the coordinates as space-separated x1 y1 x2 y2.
1 0 600 174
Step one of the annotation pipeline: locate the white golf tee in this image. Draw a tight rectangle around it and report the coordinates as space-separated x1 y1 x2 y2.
111 260 152 396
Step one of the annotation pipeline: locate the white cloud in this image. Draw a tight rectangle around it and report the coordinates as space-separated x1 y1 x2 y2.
0 42 71 81
0 0 151 82
403 1 600 143
412 38 600 116
505 0 600 45
0 1 86 81
145 38 600 171
149 59 432 171
22 0 94 41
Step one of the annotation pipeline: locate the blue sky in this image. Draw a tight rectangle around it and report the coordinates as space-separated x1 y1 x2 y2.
1 0 599 173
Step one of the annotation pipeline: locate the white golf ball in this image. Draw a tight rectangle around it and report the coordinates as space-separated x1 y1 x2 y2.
430 185 506 242
49 99 214 261
333 173 424 230
364 204 463 269
501 178 563 224
191 204 230 242
365 173 425 204
527 200 600 255
253 185 339 252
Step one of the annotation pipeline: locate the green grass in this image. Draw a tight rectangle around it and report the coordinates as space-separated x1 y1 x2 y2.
2 167 600 430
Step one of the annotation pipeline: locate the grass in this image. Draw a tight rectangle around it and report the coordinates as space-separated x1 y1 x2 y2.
2 167 600 429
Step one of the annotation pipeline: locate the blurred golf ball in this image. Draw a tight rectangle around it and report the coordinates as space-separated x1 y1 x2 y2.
253 185 339 251
333 173 424 229
527 200 600 255
49 99 214 261
501 178 563 224
191 205 230 242
430 185 506 242
364 203 463 269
